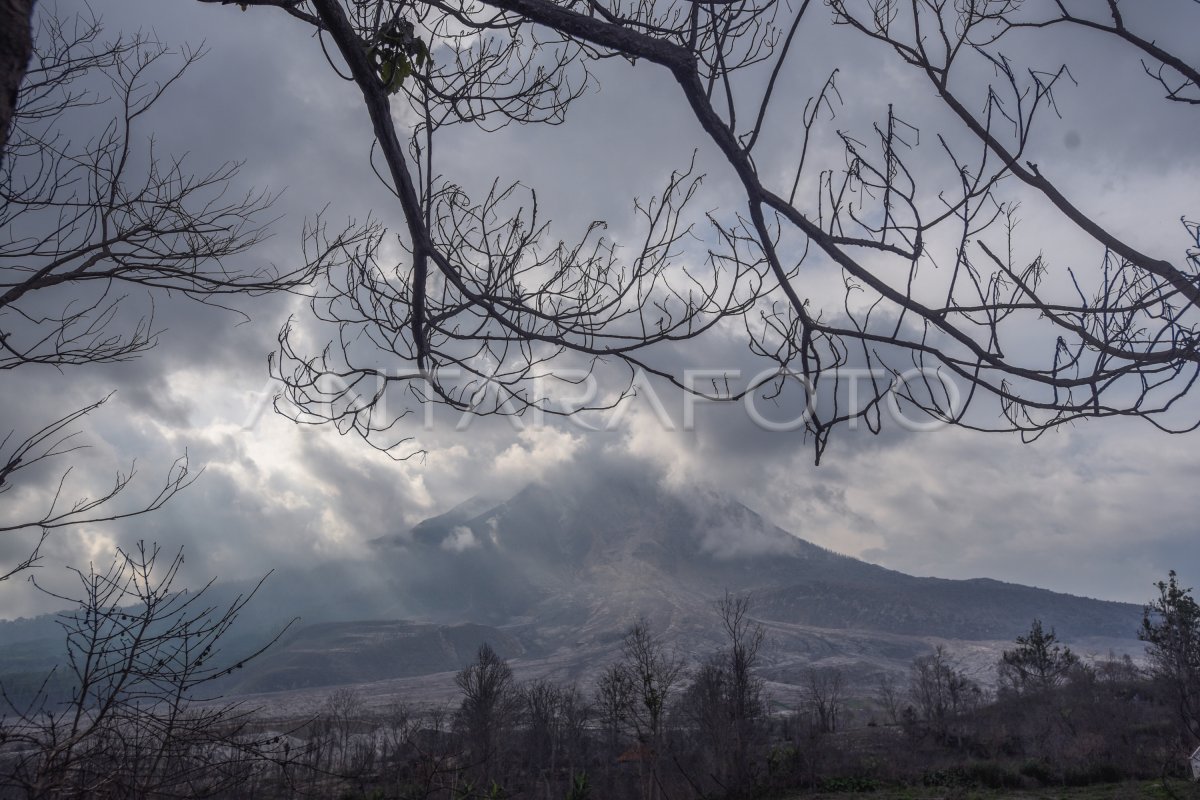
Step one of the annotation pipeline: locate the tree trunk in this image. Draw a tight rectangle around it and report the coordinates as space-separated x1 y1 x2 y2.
0 0 35 165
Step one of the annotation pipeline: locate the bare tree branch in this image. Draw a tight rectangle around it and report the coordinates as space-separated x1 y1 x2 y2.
205 0 1200 463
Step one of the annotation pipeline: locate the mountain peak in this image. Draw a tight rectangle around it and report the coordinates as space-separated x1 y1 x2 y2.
363 471 1141 645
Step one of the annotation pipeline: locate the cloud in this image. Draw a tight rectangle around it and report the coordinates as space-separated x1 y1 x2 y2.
696 508 799 561
441 526 480 553
2 0 1197 621
490 427 585 493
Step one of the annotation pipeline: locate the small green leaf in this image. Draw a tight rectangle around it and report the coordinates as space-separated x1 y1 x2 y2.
412 40 429 66
366 18 429 92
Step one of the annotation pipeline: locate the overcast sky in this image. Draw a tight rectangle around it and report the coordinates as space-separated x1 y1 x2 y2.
1 0 1197 619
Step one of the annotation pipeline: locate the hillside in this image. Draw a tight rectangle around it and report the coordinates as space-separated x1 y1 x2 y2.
0 472 1146 700
231 620 525 694
367 472 1142 643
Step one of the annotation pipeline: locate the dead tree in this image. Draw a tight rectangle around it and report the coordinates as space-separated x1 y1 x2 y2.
718 592 766 777
453 642 521 779
803 667 845 735
594 660 635 787
619 618 685 800
0 11 322 371
0 542 295 798
0 7 356 580
0 396 195 583
875 672 902 726
202 0 1200 463
679 591 767 792
520 679 590 793
908 645 983 743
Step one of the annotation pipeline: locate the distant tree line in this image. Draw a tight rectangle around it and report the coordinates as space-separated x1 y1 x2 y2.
4 568 1199 799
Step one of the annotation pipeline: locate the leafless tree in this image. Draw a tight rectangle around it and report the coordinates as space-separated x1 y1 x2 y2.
678 647 765 795
678 658 728 782
520 679 590 793
908 645 982 741
368 702 465 800
1093 651 1142 685
874 671 902 726
322 686 366 754
453 642 521 776
0 396 196 583
679 591 767 793
618 617 685 800
556 683 591 781
0 8 352 580
204 0 1200 463
0 541 296 798
594 659 635 785
1 11 327 370
1 22 320 791
802 666 844 735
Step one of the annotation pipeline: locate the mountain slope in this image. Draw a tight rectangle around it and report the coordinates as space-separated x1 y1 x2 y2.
369 472 1141 644
1 471 1146 699
231 620 525 694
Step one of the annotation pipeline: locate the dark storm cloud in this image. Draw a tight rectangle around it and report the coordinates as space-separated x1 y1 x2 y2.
2 0 1198 616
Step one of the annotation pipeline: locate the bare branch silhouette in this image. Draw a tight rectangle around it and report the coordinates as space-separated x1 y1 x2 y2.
204 0 1200 463
0 8 346 579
